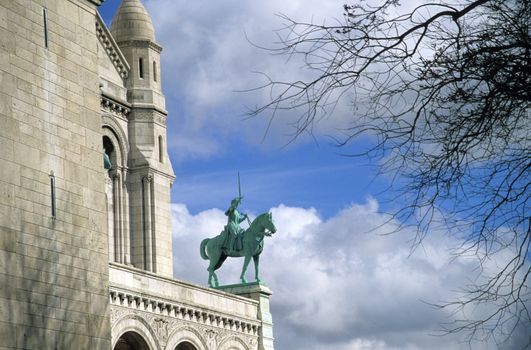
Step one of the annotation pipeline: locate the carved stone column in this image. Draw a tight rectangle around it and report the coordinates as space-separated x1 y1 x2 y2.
105 171 115 262
142 175 154 271
112 171 123 263
122 170 130 265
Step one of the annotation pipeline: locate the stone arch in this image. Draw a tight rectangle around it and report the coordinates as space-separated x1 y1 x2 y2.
114 331 151 350
102 115 129 167
112 314 160 350
102 127 124 168
165 326 208 350
174 341 197 350
217 335 250 350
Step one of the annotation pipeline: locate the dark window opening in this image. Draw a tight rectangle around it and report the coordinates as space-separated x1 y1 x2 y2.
153 61 157 82
158 135 163 163
103 136 114 170
176 342 198 350
113 331 151 350
139 58 144 79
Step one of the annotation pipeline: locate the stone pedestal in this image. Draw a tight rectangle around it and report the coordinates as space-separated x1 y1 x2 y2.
217 283 274 350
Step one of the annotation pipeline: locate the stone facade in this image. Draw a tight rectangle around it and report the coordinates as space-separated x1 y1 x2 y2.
109 264 261 350
0 1 273 349
0 0 110 348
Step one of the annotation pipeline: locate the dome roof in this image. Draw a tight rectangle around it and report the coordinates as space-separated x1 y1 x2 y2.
110 0 156 42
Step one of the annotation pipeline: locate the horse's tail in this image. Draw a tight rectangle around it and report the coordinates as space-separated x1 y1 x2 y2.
200 239 210 260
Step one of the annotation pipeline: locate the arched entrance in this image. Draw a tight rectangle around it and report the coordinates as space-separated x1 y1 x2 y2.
175 342 197 350
114 331 151 350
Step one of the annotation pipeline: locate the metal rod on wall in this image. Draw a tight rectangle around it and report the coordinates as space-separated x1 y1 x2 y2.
49 171 56 220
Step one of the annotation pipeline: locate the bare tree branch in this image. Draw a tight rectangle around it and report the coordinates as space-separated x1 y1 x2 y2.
250 0 530 345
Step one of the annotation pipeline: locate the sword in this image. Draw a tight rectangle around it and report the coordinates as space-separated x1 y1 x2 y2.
238 172 252 226
238 171 242 199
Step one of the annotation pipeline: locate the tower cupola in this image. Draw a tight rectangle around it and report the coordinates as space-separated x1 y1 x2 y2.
110 0 156 43
110 0 164 108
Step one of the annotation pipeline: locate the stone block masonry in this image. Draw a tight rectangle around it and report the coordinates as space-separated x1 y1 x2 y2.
1 1 275 349
217 283 275 350
0 1 111 348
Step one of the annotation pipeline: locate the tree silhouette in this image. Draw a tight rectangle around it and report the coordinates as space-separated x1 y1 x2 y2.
251 0 530 345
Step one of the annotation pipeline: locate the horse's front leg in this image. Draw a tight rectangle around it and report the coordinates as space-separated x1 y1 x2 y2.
208 270 214 287
240 255 251 284
253 255 261 283
208 268 220 288
212 271 219 287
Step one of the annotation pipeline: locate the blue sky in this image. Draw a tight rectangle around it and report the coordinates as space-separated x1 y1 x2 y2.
98 2 529 349
99 0 386 219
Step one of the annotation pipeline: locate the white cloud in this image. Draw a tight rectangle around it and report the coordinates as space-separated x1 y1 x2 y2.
145 0 359 161
171 199 526 350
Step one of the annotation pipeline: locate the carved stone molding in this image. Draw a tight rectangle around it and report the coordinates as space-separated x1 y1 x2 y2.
153 318 170 344
109 288 260 349
95 14 130 80
101 96 131 120
130 110 167 125
114 39 163 53
142 174 153 183
110 306 130 326
204 328 219 349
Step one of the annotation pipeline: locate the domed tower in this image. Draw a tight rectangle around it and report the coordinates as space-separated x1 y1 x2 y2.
111 0 175 277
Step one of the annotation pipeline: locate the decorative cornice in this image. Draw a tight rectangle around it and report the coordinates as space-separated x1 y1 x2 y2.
129 103 168 117
95 12 130 80
109 288 261 337
101 94 131 120
114 39 163 53
127 167 176 182
128 109 167 126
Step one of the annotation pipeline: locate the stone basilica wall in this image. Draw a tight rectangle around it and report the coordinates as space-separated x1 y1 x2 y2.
0 1 274 349
0 0 111 348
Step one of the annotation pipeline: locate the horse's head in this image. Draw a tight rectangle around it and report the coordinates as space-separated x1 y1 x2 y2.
248 212 277 238
262 212 276 237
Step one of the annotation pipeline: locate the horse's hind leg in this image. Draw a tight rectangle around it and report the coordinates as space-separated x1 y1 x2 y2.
207 251 222 287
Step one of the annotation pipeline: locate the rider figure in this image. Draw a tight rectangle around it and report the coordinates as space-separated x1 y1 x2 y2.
223 196 248 252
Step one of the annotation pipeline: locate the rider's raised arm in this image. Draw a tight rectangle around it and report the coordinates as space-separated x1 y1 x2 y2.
238 212 248 224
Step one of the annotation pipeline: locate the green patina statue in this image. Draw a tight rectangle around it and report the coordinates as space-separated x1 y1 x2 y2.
222 196 248 251
200 174 277 287
103 150 112 170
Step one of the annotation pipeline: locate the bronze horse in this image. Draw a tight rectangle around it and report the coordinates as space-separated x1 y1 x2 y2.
200 212 276 287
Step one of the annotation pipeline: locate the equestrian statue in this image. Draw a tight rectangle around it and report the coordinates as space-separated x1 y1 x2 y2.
200 174 276 288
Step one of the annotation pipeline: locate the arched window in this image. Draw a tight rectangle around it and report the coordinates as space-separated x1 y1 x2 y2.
103 136 114 170
102 133 128 265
